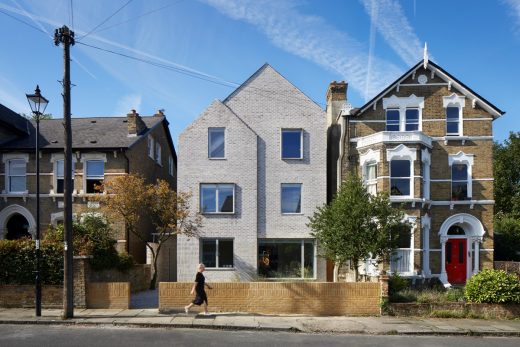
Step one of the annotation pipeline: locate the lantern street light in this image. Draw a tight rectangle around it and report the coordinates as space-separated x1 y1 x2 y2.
26 85 48 317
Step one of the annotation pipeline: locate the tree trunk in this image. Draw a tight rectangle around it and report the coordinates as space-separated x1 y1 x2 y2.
149 244 162 290
333 262 340 282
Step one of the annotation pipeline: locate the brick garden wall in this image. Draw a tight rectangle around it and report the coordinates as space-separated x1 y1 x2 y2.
86 282 130 309
159 282 381 316
0 285 62 308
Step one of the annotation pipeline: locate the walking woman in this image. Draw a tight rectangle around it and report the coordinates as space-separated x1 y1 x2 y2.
185 263 212 314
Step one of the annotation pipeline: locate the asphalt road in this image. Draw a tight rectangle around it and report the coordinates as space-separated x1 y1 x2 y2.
1 324 519 347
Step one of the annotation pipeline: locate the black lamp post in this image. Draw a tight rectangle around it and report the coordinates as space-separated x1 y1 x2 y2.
26 85 49 317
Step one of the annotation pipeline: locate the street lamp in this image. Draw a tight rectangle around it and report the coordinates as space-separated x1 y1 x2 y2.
26 85 48 317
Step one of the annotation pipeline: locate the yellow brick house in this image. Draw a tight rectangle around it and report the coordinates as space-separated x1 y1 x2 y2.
327 54 504 286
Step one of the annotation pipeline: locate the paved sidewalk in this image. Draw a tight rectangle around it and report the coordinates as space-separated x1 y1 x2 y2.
0 308 519 336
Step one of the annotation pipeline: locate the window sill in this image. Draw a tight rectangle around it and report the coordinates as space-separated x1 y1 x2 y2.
204 267 236 271
258 277 317 281
281 212 304 216
208 157 227 160
282 157 304 160
201 212 236 215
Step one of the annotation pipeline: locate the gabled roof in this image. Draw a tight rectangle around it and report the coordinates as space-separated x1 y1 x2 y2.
0 116 165 150
354 60 505 118
0 103 30 136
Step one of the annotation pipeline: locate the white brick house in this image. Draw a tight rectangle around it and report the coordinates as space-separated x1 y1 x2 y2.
177 64 327 281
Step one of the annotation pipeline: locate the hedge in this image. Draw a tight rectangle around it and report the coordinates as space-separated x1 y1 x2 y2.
464 269 520 303
0 239 63 285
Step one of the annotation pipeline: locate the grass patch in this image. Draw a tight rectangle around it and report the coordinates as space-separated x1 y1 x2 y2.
429 310 467 318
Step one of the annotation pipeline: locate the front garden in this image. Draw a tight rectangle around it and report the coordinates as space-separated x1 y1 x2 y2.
386 270 520 319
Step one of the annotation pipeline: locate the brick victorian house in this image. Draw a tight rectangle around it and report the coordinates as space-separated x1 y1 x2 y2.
177 64 327 281
328 54 504 286
0 105 177 274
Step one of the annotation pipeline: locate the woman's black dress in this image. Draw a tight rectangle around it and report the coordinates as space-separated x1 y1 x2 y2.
192 272 207 305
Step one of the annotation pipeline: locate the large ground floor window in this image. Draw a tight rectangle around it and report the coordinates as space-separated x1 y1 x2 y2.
258 239 315 279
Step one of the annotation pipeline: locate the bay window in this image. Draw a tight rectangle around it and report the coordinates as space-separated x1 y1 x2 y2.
365 163 377 195
390 160 411 196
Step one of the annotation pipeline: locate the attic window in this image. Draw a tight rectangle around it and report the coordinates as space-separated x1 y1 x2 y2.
90 120 97 123
89 140 97 144
51 140 58 144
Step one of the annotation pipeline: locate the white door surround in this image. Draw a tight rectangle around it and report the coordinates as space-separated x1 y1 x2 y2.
0 204 36 239
438 213 484 287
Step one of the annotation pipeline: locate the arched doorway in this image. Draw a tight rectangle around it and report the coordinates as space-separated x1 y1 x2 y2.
6 214 31 240
438 214 485 286
0 205 36 240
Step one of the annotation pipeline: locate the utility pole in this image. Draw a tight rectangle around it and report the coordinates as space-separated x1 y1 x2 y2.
54 25 75 319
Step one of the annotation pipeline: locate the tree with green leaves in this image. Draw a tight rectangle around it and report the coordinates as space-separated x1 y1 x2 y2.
21 113 53 120
308 174 408 281
494 131 520 218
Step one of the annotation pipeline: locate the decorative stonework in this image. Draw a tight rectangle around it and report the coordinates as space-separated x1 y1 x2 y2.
356 131 432 149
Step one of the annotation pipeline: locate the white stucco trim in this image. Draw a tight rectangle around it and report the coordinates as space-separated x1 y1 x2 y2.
383 94 425 132
421 214 431 277
359 148 381 166
0 204 36 239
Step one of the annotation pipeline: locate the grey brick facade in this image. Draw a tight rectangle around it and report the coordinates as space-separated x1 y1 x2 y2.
178 65 327 281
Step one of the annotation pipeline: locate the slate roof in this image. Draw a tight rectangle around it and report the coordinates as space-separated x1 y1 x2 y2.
0 115 164 150
0 103 30 136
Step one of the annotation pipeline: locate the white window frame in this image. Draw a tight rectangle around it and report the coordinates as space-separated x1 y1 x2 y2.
200 238 234 269
387 145 416 200
360 149 381 196
281 183 303 215
2 153 29 195
50 153 76 195
422 149 431 200
168 155 174 176
208 127 226 159
148 136 154 159
390 216 417 277
382 94 424 132
443 93 465 136
155 143 162 165
80 153 107 194
281 128 303 160
449 151 474 200
199 183 235 214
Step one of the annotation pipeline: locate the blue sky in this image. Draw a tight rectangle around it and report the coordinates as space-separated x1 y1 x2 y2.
0 0 518 146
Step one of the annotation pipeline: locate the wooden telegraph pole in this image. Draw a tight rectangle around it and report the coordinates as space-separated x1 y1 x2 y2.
54 25 75 319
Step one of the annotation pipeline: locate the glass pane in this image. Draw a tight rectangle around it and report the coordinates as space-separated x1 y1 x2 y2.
448 226 465 235
9 176 26 192
406 109 419 121
304 241 314 278
405 123 418 131
447 121 459 134
396 228 411 248
57 179 64 194
57 160 64 178
391 160 410 178
209 128 225 158
452 164 467 181
452 181 468 200
282 130 302 159
391 178 410 196
366 164 377 180
9 160 26 175
201 185 216 213
202 240 216 268
446 107 459 120
218 185 234 213
218 240 234 268
386 110 400 131
86 160 104 178
86 179 103 193
281 184 302 213
258 241 302 278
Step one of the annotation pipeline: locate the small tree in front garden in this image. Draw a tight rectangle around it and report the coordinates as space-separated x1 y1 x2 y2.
100 175 201 289
308 174 408 281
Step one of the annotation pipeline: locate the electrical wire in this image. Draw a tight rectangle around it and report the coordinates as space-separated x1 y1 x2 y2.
95 0 184 34
78 0 134 41
70 0 75 31
0 9 48 35
76 41 326 108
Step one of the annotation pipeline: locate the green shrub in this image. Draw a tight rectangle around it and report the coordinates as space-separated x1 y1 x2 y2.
390 288 417 303
388 273 409 295
464 269 520 303
0 239 63 285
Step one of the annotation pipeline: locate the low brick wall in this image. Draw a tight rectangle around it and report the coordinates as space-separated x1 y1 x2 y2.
90 265 151 293
86 282 130 309
159 282 381 316
0 285 62 308
388 303 520 319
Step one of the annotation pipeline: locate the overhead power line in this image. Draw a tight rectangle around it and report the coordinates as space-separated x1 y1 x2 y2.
0 9 48 34
78 0 134 41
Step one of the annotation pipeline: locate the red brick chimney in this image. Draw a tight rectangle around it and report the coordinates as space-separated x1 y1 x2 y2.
326 81 348 126
127 109 147 136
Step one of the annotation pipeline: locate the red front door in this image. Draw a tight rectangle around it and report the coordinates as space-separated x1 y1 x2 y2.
446 239 467 284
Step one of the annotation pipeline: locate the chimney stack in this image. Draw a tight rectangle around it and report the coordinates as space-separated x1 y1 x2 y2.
154 109 165 117
326 81 348 126
127 109 147 136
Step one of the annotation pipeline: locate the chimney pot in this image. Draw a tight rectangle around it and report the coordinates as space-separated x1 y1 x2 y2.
127 109 147 136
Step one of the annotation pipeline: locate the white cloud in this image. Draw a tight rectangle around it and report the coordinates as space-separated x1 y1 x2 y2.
202 0 402 99
504 0 520 33
360 0 424 66
0 76 30 113
114 94 142 116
